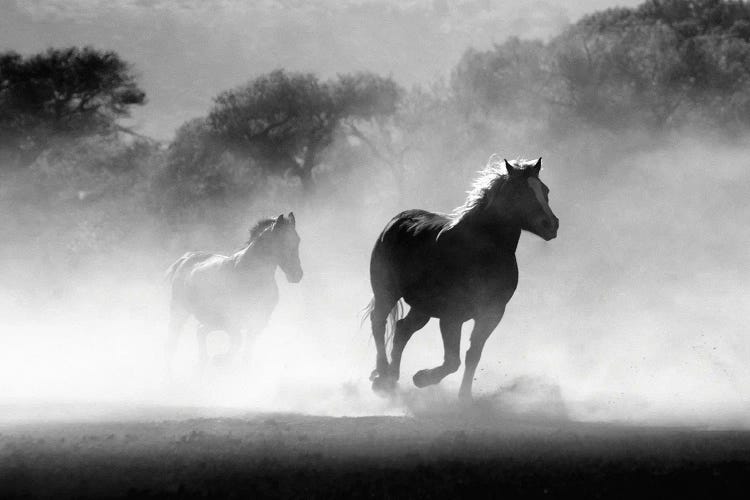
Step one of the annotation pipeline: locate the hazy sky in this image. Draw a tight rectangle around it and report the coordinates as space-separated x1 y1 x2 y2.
0 0 643 138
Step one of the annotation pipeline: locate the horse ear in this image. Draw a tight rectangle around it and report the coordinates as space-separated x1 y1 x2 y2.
288 212 295 226
531 157 542 176
504 159 519 176
275 214 284 225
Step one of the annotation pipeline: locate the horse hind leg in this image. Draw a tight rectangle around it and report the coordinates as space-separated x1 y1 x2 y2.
165 305 190 376
388 309 430 381
212 328 242 367
413 317 462 388
196 323 209 370
369 294 398 393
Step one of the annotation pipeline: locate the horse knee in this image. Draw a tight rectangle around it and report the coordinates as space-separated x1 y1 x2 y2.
444 356 461 373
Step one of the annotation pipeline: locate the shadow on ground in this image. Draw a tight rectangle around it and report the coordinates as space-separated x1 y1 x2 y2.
2 394 749 499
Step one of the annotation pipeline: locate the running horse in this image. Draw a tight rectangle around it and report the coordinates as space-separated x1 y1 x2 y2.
366 156 558 400
165 213 302 369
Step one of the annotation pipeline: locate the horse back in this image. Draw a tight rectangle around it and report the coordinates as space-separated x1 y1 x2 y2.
166 251 218 281
372 209 518 318
167 251 228 301
371 209 448 289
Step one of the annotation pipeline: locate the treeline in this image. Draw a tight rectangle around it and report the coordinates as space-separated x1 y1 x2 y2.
454 0 750 130
3 0 750 255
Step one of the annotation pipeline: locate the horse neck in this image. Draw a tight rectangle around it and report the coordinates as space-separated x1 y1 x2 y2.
233 239 278 277
453 208 522 254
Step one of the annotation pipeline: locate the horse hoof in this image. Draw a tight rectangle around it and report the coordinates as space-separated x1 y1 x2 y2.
458 391 474 404
369 369 380 382
371 376 397 395
412 369 432 388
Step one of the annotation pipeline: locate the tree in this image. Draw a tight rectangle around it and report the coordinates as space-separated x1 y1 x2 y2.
207 69 400 191
341 82 455 199
535 1 750 130
450 38 549 119
158 117 264 209
0 46 146 168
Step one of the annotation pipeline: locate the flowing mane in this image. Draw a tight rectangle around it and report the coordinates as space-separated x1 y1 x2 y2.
246 218 276 244
444 156 539 230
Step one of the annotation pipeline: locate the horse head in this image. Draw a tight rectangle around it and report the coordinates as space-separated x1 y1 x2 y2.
488 157 559 241
270 212 303 283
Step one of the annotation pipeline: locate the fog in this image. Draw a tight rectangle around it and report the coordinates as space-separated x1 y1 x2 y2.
2 0 750 432
2 127 749 429
0 0 642 139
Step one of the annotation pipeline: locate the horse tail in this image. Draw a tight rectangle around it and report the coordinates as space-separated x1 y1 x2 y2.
164 258 182 284
361 297 404 349
385 300 405 348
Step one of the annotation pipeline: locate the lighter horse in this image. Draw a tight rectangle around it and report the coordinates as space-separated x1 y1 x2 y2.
165 213 302 370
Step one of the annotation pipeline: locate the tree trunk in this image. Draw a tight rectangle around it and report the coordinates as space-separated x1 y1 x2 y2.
298 138 321 194
298 165 315 193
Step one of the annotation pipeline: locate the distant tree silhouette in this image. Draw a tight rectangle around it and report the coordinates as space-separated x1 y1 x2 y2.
450 0 750 131
206 70 400 191
158 117 264 208
0 47 146 168
451 38 549 119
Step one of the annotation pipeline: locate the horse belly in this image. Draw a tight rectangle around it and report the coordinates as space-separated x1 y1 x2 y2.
402 277 476 320
402 267 517 320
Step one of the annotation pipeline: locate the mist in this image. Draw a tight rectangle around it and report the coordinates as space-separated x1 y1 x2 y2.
0 0 642 139
1 127 748 431
1 0 750 435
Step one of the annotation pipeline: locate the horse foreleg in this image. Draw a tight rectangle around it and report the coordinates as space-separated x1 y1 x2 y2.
240 314 271 365
389 309 430 381
458 310 504 401
413 318 462 388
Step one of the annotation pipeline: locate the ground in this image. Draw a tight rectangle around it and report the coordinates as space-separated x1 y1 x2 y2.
2 404 750 499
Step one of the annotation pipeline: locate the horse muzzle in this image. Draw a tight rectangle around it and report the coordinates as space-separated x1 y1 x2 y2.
538 215 559 241
285 269 304 283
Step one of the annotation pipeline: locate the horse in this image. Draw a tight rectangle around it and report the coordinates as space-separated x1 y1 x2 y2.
165 213 302 370
365 156 558 401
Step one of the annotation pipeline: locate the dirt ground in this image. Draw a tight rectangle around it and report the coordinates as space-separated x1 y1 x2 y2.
2 404 750 499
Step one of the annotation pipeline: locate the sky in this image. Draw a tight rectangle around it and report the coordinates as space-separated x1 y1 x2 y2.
0 0 643 139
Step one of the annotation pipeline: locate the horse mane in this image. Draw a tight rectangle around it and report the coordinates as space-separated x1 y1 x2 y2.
443 156 538 231
246 218 276 245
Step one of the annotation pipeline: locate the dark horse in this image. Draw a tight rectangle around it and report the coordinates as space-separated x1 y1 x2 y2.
366 156 558 400
165 213 302 370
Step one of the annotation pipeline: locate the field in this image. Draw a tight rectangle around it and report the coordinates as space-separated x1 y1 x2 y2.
2 404 750 499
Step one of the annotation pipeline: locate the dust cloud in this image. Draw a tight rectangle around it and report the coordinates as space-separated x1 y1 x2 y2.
1 1 749 431
2 127 749 430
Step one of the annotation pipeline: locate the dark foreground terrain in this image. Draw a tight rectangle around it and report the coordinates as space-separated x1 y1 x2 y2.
2 407 749 499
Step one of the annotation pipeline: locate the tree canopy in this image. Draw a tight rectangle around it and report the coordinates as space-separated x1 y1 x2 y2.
451 0 750 130
0 46 146 167
205 69 400 190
